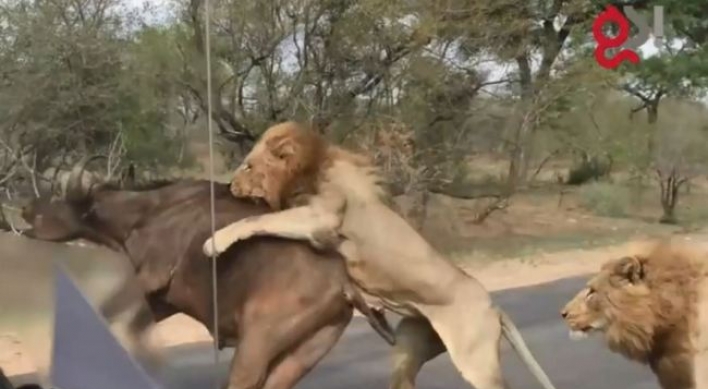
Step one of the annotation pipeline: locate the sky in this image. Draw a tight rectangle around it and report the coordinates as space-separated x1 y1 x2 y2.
125 0 170 11
123 0 173 24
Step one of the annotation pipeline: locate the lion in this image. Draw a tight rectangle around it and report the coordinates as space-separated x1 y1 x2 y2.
561 240 708 389
202 121 557 389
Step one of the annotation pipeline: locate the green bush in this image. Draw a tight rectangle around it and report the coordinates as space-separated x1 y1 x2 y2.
578 182 631 218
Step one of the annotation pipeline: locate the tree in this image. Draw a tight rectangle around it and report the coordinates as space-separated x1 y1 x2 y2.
176 0 434 151
612 0 708 155
651 99 708 223
450 0 609 189
0 0 186 196
606 0 708 222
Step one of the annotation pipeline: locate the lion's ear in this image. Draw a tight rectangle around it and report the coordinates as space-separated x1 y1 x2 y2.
275 142 297 160
266 136 297 161
614 256 645 283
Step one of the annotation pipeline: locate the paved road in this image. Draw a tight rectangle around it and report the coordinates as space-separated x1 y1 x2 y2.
10 276 659 389
159 275 658 389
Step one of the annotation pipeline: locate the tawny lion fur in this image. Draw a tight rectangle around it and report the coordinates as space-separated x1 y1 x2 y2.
203 121 557 389
561 240 708 389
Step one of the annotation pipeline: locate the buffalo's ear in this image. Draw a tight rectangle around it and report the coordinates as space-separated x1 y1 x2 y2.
613 256 645 283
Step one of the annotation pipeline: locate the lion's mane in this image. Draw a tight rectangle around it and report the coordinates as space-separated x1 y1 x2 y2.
233 121 387 208
564 240 707 389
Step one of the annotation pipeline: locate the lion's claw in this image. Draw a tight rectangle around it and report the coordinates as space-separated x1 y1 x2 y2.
203 229 250 258
202 238 218 258
203 236 225 258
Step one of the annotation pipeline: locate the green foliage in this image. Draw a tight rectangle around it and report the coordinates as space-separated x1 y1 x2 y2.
1 0 708 230
118 26 188 170
578 182 631 218
0 0 189 185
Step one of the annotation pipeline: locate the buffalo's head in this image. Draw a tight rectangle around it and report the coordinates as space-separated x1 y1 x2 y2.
20 155 106 242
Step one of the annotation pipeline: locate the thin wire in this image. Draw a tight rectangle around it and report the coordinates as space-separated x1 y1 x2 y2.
203 0 221 386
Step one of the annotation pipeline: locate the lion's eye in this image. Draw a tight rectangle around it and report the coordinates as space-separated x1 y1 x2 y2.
242 163 251 172
585 288 596 300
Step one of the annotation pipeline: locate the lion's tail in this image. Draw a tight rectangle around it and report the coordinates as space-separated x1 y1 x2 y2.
498 309 557 389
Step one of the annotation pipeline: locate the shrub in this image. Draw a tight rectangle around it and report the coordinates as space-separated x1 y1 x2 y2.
578 182 631 218
566 156 612 185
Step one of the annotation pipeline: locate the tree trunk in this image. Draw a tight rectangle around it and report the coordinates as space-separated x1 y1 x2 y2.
658 170 682 224
646 102 659 157
506 113 535 192
407 189 430 232
187 0 255 147
659 201 677 224
506 55 535 193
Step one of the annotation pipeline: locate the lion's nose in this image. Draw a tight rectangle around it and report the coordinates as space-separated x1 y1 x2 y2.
560 310 568 319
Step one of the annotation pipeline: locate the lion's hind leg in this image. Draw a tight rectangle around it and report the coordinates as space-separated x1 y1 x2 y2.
427 303 507 389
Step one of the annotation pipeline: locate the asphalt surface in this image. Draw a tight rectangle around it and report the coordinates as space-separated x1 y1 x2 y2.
10 275 659 389
157 275 658 389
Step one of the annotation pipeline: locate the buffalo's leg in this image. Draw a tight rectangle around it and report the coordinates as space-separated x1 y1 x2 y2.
225 288 344 389
125 303 164 371
389 316 445 389
262 308 352 389
98 277 164 370
225 322 315 389
99 275 143 322
223 330 273 389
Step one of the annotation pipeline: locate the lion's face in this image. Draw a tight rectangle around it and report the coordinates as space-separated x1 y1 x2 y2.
230 140 290 210
561 255 655 350
560 281 609 338
230 121 324 210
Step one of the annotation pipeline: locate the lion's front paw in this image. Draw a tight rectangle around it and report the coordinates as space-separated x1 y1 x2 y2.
203 235 230 258
202 237 219 258
311 229 342 251
203 229 251 258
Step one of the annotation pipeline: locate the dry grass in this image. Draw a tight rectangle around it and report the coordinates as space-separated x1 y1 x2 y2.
414 187 680 262
400 155 708 263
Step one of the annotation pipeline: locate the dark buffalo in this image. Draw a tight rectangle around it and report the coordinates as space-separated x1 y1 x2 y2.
13 156 394 389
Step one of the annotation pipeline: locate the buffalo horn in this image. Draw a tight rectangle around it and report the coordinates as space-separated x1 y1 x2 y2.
65 155 107 202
